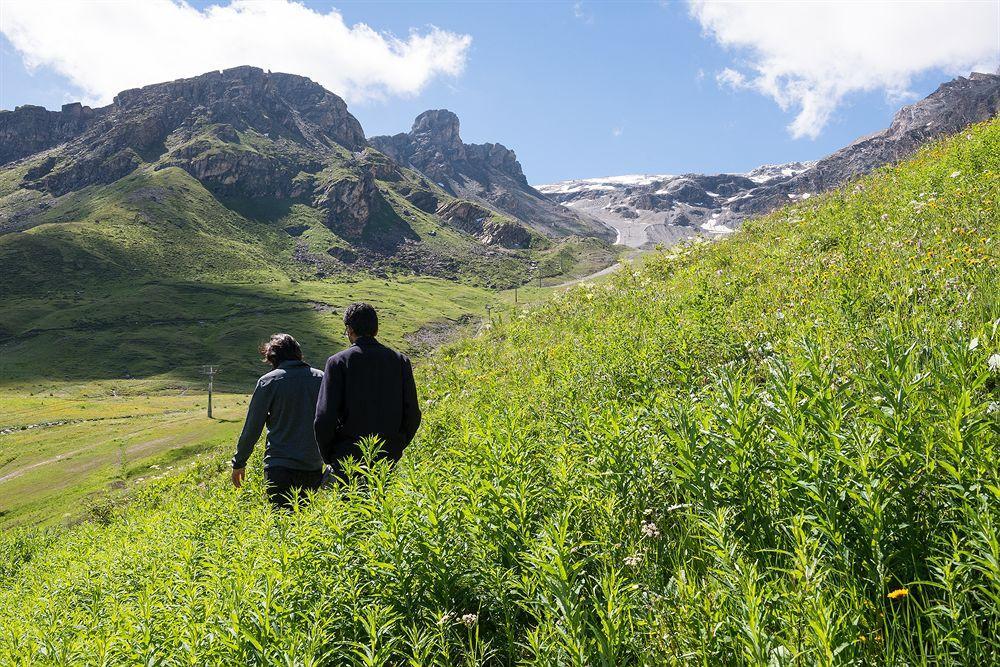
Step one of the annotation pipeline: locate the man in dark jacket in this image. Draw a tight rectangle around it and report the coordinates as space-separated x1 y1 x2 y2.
231 334 326 508
314 303 421 475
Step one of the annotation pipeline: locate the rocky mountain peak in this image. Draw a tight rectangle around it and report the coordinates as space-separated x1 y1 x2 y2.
370 110 614 240
4 66 370 197
411 109 463 150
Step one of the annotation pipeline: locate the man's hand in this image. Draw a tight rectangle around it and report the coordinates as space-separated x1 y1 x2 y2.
232 467 246 488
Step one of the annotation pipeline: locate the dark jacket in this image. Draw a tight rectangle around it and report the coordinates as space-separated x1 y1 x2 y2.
314 336 421 464
232 360 325 471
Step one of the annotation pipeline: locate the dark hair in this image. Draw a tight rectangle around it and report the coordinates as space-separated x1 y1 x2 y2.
344 302 378 337
259 333 303 367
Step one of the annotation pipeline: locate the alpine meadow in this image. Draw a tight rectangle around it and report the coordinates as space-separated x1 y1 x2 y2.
1 113 998 666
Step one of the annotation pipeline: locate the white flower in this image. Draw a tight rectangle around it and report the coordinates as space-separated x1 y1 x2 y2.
460 613 478 628
950 171 961 178
439 612 457 626
624 554 643 567
641 521 661 539
987 401 1000 415
969 337 979 351
988 354 1000 373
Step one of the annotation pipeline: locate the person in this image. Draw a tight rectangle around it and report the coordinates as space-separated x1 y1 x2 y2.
231 333 326 508
314 303 421 478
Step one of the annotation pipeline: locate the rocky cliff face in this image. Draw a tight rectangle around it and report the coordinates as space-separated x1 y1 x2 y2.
371 110 613 241
539 72 1000 248
16 66 367 197
0 67 411 245
0 102 103 166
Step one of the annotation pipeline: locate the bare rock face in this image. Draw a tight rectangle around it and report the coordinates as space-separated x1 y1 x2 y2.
436 199 532 248
539 72 1000 248
371 110 614 241
11 66 367 197
0 103 103 166
314 171 378 238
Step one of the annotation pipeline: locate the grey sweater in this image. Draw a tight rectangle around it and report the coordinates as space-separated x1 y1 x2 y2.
232 360 325 471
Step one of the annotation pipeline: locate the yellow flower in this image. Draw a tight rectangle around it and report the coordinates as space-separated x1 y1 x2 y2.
887 588 909 600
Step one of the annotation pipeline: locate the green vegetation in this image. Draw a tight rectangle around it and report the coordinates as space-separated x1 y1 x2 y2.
1 121 998 664
0 274 498 528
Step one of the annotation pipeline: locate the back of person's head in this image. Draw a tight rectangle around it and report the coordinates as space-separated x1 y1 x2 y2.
260 333 303 368
344 302 378 337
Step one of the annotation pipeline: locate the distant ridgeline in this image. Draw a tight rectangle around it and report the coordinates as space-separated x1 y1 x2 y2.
0 65 616 295
538 72 1000 247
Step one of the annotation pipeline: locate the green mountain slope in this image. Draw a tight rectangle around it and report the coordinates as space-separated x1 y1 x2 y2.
0 68 616 303
1 122 998 664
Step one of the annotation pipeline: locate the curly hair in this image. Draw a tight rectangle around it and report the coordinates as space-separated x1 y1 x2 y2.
259 333 303 368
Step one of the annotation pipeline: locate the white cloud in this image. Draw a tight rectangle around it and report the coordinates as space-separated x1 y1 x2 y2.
611 126 623 137
689 1 1000 138
0 0 472 106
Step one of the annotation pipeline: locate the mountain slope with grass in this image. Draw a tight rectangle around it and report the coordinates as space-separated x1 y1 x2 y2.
1 121 998 664
0 66 617 296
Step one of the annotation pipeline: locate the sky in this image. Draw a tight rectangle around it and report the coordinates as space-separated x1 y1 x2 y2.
1 0 997 184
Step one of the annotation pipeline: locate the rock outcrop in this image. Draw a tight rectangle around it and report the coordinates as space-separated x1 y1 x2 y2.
0 102 103 166
435 199 532 249
371 110 613 241
11 66 366 198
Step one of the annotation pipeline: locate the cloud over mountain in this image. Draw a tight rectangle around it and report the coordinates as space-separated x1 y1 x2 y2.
0 0 471 106
689 0 999 138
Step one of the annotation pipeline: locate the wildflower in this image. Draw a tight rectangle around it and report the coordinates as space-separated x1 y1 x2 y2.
950 170 961 178
641 521 660 539
624 554 643 567
986 402 999 415
988 354 1000 373
460 613 478 628
439 612 457 625
887 588 909 600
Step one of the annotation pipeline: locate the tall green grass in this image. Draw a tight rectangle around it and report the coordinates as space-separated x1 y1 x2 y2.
0 121 997 665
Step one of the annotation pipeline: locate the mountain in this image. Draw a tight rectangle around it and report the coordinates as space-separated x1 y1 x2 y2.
0 67 616 295
370 110 613 240
538 72 1000 247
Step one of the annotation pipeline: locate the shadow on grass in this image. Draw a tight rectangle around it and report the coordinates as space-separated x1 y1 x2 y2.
2 280 347 389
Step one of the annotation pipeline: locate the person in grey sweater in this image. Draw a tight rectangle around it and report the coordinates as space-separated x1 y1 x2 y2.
231 333 325 508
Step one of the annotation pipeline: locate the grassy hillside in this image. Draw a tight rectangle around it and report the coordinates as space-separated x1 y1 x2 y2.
0 153 616 529
1 121 998 664
0 272 497 528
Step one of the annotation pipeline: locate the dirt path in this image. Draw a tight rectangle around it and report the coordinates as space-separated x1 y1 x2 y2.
550 249 646 289
550 261 625 288
0 446 91 484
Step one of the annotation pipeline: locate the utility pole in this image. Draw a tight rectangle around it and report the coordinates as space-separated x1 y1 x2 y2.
201 365 219 418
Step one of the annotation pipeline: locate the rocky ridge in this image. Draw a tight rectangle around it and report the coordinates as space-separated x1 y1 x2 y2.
371 110 613 241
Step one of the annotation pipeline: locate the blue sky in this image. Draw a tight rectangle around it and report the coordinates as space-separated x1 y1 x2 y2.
1 1 996 183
